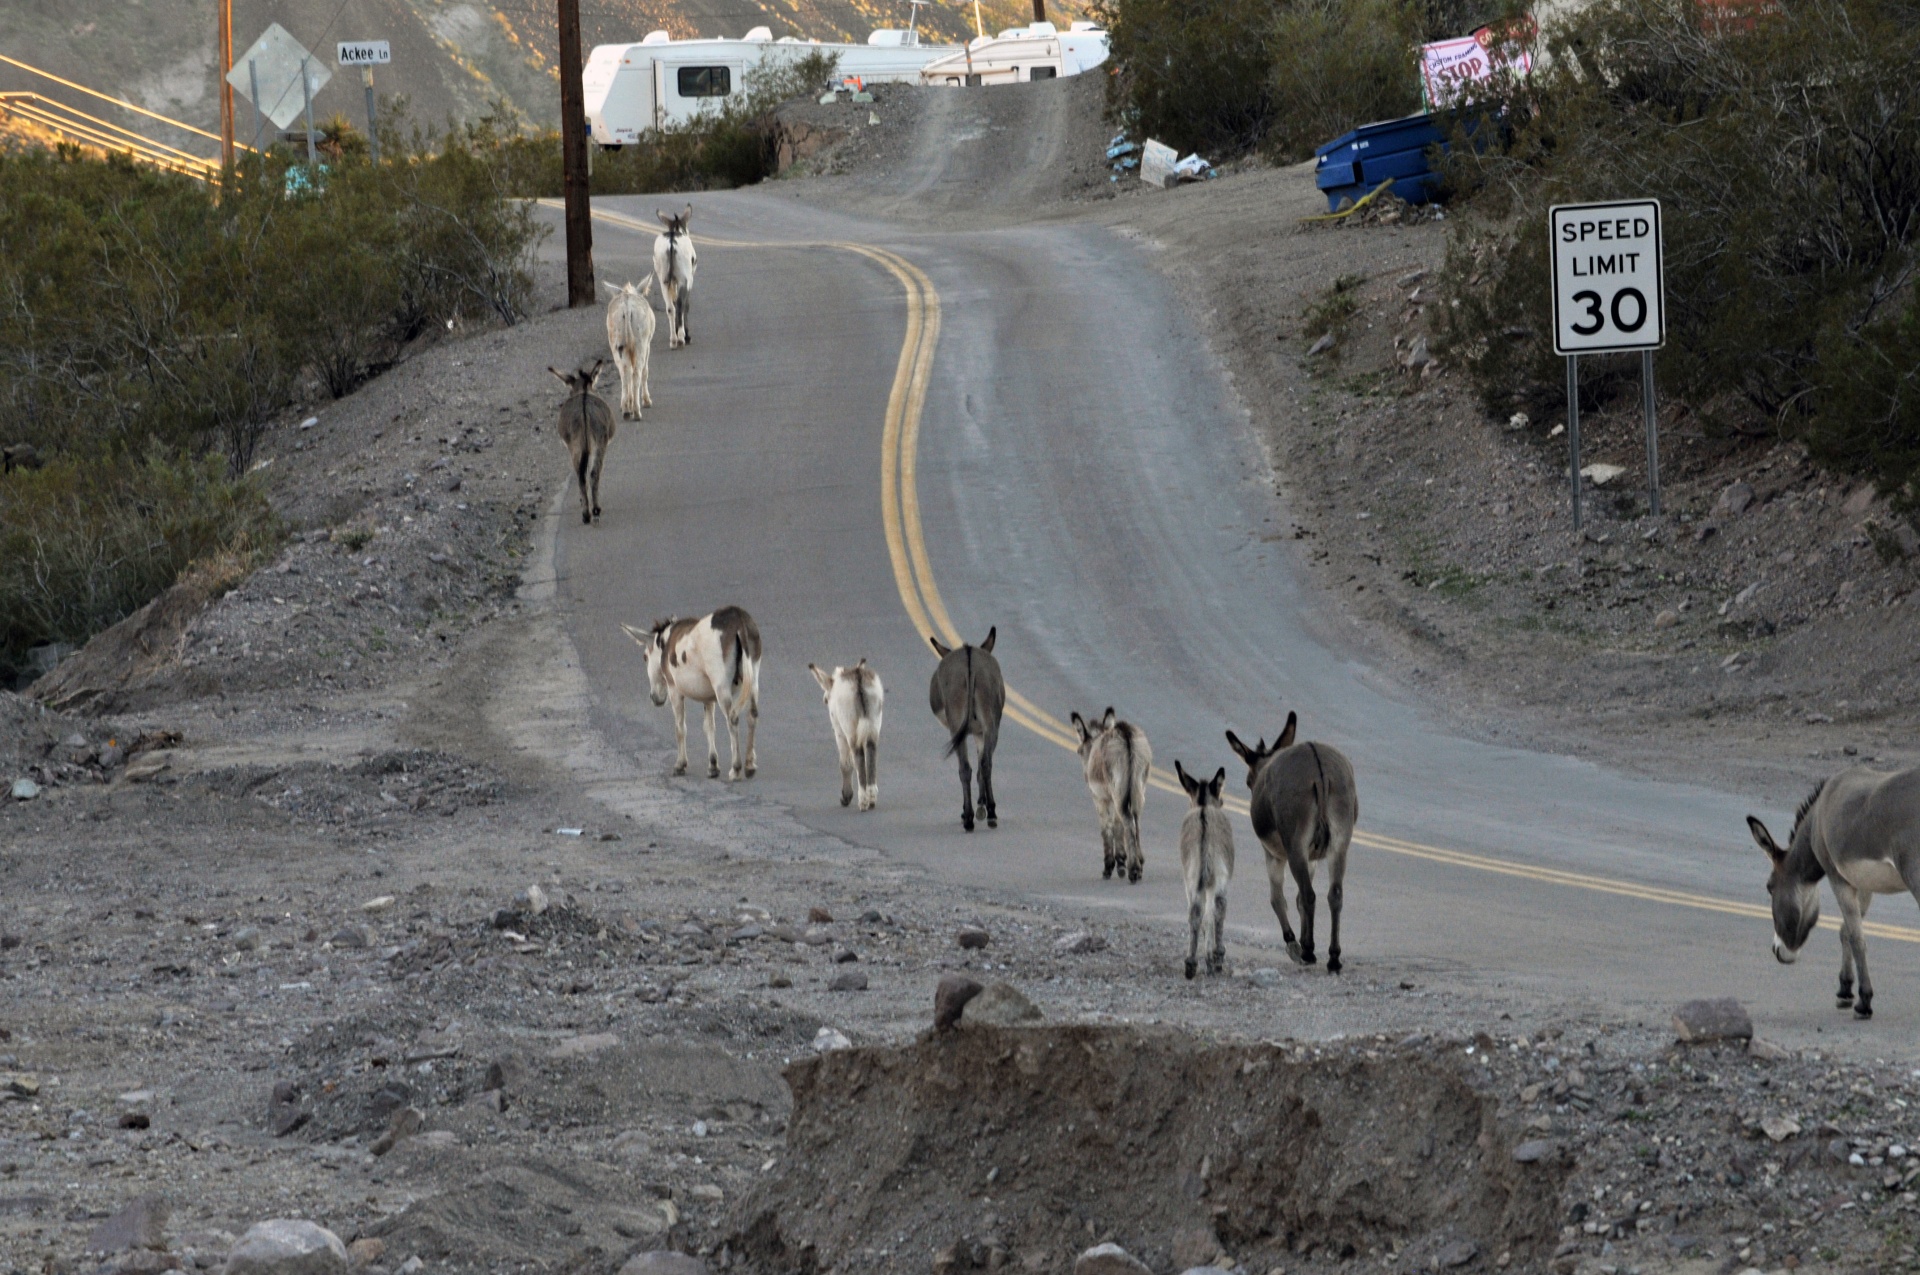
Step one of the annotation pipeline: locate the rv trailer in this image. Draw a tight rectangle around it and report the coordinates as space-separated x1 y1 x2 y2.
585 27 961 141
917 22 1109 86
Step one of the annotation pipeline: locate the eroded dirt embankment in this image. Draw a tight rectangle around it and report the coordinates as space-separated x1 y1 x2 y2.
731 1026 1567 1274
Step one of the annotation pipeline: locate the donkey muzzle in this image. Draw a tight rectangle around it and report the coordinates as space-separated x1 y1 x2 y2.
1772 936 1798 965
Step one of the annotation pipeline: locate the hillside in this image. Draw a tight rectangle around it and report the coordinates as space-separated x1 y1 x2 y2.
0 0 1088 154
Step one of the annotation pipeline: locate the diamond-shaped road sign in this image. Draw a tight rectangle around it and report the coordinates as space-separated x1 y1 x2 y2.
226 23 332 132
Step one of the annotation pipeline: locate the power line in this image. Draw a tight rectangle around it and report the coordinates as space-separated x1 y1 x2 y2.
0 52 234 145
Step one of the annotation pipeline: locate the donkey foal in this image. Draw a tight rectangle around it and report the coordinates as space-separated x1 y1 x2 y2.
547 361 614 524
809 660 884 810
1176 761 1235 979
1071 708 1152 882
1227 711 1359 973
624 607 762 781
653 205 697 350
603 277 657 420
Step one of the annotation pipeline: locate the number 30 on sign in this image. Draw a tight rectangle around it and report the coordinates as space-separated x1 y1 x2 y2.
1550 200 1665 355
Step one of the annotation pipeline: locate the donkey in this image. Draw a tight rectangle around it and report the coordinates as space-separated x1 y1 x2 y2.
1070 708 1152 882
653 205 697 349
1175 761 1235 979
1226 711 1359 973
1748 765 1920 1019
622 607 761 781
546 360 614 525
928 628 1004 832
603 276 657 420
808 660 884 810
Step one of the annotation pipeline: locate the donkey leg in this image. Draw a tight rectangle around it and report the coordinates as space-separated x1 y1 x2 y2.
836 730 855 807
742 687 759 778
862 739 878 810
670 694 689 775
1265 853 1300 956
1099 810 1117 880
956 739 975 833
1849 890 1875 1018
590 442 606 520
1185 896 1202 980
1289 854 1318 966
1833 879 1860 1008
640 352 652 409
1211 889 1229 974
977 726 998 828
574 444 592 525
1126 812 1144 884
700 701 721 778
723 702 745 782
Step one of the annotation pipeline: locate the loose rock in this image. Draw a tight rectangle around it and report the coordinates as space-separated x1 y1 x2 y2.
1672 997 1752 1043
808 906 833 924
370 1105 424 1156
934 974 984 1031
618 1252 708 1275
955 926 990 949
828 970 868 992
1075 1243 1152 1275
1435 1239 1478 1268
223 1220 350 1275
1512 1139 1551 1164
1055 931 1107 954
88 1195 169 1253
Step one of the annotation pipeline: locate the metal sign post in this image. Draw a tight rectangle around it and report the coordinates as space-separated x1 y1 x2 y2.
300 56 317 167
248 59 263 154
1549 199 1667 529
337 42 391 163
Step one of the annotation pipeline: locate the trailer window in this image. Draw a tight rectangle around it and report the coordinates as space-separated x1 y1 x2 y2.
1029 65 1057 79
676 66 732 97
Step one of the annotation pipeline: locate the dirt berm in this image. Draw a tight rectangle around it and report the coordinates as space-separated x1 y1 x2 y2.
729 1025 1565 1273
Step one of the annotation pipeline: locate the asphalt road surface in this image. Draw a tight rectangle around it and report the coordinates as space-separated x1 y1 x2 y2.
541 190 1920 1046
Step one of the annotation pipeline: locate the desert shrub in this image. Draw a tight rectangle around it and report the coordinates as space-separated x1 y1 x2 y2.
1264 0 1425 160
0 447 280 679
1439 0 1920 498
1098 0 1285 157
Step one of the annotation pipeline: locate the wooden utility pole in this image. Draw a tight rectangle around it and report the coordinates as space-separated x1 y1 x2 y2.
217 0 234 165
1032 0 1047 23
557 0 595 307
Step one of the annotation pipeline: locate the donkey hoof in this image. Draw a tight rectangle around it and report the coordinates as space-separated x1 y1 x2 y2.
1128 865 1141 884
1103 861 1114 880
1184 960 1197 980
580 510 592 525
708 765 721 779
841 791 854 807
1856 999 1874 1019
1837 994 1855 1009
672 761 688 776
744 765 756 778
962 813 975 832
986 815 998 829
1327 956 1343 975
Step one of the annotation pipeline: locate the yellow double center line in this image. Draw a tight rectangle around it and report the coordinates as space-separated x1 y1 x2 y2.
578 202 1920 946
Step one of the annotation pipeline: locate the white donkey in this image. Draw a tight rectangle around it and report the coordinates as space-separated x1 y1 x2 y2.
603 276 656 420
1071 708 1152 882
653 205 697 349
622 606 761 780
1175 761 1235 979
808 660 884 810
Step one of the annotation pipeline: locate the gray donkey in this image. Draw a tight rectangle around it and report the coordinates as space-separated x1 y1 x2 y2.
1175 761 1235 979
547 360 615 524
1227 711 1359 973
1749 765 1920 1019
1071 708 1152 882
928 628 1004 832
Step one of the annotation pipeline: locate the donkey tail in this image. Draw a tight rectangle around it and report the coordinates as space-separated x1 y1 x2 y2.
1309 780 1332 856
730 632 747 691
943 646 974 759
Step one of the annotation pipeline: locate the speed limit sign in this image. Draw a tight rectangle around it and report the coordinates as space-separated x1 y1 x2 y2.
1549 199 1666 528
1550 200 1664 354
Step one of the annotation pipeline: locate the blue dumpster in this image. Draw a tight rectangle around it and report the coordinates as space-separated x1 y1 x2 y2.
1314 113 1448 212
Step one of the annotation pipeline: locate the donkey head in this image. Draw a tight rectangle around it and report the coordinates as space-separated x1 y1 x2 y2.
621 619 676 706
1224 711 1298 788
1069 708 1118 759
1748 813 1820 963
656 203 692 235
548 359 606 395
927 626 996 659
1174 760 1226 808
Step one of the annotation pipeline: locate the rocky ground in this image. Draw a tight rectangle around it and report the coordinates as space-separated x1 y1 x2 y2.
5 75 1920 1275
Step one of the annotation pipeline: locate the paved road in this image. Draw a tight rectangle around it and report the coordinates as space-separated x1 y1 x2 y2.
540 190 1920 1046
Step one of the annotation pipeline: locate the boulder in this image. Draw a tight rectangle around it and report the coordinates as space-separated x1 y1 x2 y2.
964 982 1043 1027
222 1220 350 1275
1672 998 1752 1043
1074 1243 1151 1275
1717 480 1756 516
827 970 868 992
618 1252 707 1275
955 926 990 949
88 1195 169 1253
934 975 984 1031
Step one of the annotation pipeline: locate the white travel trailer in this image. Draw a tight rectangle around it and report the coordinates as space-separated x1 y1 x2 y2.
584 28 960 141
916 22 1109 86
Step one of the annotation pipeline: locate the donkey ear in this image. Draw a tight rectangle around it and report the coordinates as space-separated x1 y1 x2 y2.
682 202 693 222
980 626 997 652
929 635 952 657
1211 768 1227 800
1747 816 1785 862
1174 760 1197 796
656 208 673 226
808 663 833 693
1070 712 1089 743
1101 707 1116 730
1277 711 1298 750
620 622 649 646
1225 730 1256 766
548 366 571 385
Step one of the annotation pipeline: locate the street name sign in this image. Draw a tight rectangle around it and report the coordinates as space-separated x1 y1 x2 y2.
1550 199 1665 355
338 41 392 66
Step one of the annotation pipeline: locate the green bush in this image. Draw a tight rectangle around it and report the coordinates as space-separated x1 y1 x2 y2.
1098 0 1285 156
0 447 280 679
1264 0 1425 160
1439 0 1920 500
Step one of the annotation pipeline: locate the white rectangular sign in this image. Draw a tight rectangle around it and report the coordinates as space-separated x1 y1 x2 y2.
1550 199 1665 355
337 40 391 66
1420 35 1531 108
